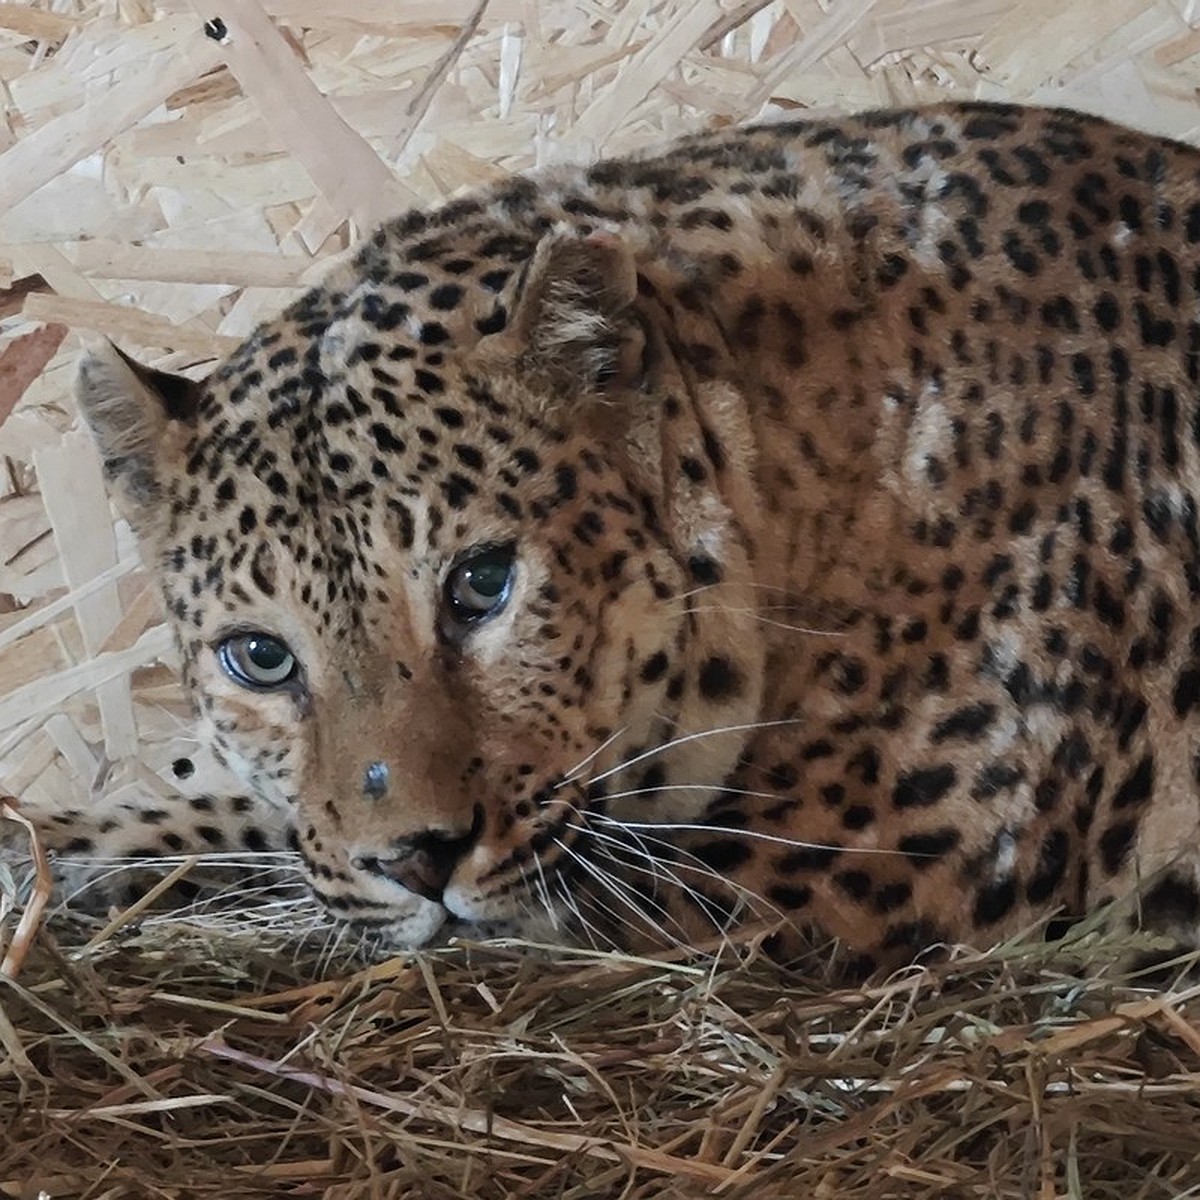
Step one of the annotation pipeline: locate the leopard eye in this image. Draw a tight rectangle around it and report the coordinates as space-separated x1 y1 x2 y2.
444 545 516 627
218 633 297 690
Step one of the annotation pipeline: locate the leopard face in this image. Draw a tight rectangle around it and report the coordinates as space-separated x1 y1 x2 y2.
76 226 765 947
73 101 1200 970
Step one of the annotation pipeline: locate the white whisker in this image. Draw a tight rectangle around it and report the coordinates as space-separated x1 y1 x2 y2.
554 837 692 950
553 875 608 951
667 580 797 603
574 822 769 946
598 782 783 804
583 718 804 788
597 815 913 859
560 724 629 786
683 607 845 637
531 852 561 931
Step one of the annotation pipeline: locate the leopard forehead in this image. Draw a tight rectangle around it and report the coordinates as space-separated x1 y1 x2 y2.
165 250 549 629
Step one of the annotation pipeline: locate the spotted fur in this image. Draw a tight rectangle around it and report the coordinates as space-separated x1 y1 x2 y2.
63 102 1200 970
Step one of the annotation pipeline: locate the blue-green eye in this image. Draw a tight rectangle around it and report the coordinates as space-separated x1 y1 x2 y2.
445 546 516 625
218 633 297 689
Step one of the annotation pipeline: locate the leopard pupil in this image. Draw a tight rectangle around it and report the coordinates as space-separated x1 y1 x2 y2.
464 559 508 599
248 637 288 670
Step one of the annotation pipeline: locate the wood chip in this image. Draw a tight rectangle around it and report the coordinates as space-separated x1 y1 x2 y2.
0 323 66 430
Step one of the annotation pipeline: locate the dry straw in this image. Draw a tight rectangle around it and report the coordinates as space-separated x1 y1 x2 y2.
3 0 1200 1196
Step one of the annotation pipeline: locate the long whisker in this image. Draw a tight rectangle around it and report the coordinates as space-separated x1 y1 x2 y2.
598 782 784 804
530 852 561 932
553 874 608 951
596 814 915 859
682 607 847 636
573 821 779 937
558 797 762 949
560 724 629 786
666 580 800 602
582 718 804 788
582 837 702 939
553 842 647 949
554 837 694 950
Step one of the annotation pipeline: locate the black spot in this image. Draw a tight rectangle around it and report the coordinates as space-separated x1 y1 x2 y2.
429 283 464 310
1142 874 1200 925
1172 668 1200 716
195 825 225 848
242 827 269 852
555 464 577 501
973 877 1017 925
848 745 881 785
688 555 722 585
799 740 834 762
881 920 943 954
767 762 799 790
416 369 445 395
1094 293 1120 331
1026 829 1069 903
454 444 485 471
971 763 1023 800
897 827 961 866
1099 820 1137 874
475 307 507 336
698 656 743 702
1112 755 1154 809
640 652 669 683
931 703 996 743
834 870 872 900
841 805 875 830
639 764 666 792
873 882 911 913
892 764 957 808
692 840 752 871
777 844 842 871
767 884 812 910
833 657 867 695
1034 778 1062 811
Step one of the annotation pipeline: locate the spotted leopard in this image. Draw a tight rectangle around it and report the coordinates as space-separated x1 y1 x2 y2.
58 100 1200 972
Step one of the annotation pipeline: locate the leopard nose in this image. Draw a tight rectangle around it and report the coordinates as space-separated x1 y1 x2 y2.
354 812 482 902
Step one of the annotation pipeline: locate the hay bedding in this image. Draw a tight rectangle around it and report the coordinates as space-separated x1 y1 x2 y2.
4 0 1200 1194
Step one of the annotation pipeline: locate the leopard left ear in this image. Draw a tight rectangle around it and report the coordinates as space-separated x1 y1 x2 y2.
508 229 640 393
74 340 204 537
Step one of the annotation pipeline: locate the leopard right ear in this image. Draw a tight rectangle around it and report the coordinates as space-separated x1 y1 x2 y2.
506 229 641 394
74 340 204 536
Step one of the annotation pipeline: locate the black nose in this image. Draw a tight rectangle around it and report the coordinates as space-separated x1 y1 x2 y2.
356 814 481 902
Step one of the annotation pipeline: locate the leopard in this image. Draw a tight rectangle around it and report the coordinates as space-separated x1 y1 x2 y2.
53 100 1200 974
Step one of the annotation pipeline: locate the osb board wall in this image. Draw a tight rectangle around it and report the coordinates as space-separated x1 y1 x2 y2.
4 0 1200 842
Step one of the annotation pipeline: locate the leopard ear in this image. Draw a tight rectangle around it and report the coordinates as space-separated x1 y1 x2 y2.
508 229 640 392
74 340 204 536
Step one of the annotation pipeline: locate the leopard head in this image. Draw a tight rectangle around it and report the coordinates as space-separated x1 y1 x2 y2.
75 225 765 947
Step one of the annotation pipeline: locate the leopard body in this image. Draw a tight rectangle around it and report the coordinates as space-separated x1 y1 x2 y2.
63 101 1200 971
